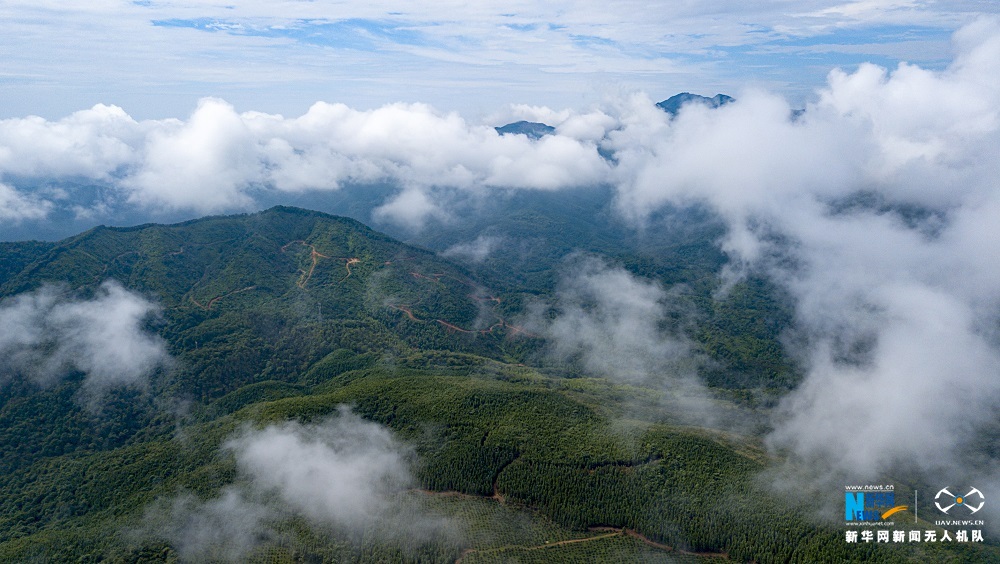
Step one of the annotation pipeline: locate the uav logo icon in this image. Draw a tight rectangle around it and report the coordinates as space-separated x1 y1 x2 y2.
935 487 985 515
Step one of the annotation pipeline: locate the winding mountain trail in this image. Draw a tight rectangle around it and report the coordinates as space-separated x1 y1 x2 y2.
189 285 258 311
413 448 727 563
590 527 730 559
281 240 331 289
394 310 531 337
182 239 356 311
416 486 705 563
390 269 538 337
389 304 422 322
280 240 359 289
454 531 625 563
342 257 360 280
162 237 262 311
416 466 727 563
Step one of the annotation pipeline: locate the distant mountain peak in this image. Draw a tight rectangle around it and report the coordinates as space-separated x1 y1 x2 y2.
495 121 556 139
656 93 734 116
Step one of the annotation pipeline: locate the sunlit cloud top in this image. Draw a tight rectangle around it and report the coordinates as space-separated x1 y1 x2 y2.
1 1 995 119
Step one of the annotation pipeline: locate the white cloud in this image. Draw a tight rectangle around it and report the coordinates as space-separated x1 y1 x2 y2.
0 99 610 218
441 235 502 263
526 256 695 384
0 104 139 179
123 98 259 212
0 280 170 391
226 407 415 529
143 407 453 560
142 488 274 563
373 187 451 230
0 182 51 222
609 19 1000 480
769 284 1000 476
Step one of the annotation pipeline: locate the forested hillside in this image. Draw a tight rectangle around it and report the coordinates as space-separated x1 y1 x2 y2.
0 207 993 562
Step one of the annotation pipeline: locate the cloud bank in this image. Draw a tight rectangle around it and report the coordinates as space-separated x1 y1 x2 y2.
610 18 1000 480
0 99 609 229
0 280 170 392
0 18 990 236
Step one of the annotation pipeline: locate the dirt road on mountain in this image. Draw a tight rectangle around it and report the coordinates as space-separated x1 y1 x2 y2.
590 527 730 559
190 285 257 310
281 240 359 289
389 269 537 337
454 531 624 563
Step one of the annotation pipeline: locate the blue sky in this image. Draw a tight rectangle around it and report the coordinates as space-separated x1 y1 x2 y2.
0 1 995 119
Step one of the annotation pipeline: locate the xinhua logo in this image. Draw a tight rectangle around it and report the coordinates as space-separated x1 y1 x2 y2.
845 488 908 521
935 487 985 515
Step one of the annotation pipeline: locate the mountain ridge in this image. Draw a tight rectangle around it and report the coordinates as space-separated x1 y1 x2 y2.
0 205 989 562
1 205 528 400
494 120 556 139
656 92 734 115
